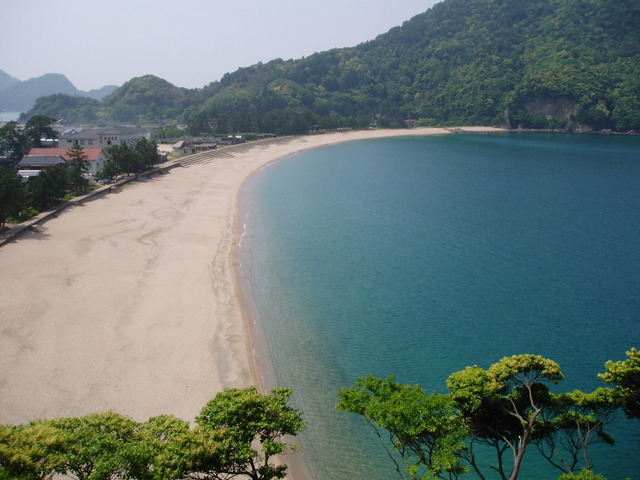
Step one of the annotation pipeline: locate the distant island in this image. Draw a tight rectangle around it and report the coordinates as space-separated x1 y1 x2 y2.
4 0 639 134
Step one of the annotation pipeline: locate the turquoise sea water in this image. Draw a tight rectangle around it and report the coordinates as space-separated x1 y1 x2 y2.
238 132 640 480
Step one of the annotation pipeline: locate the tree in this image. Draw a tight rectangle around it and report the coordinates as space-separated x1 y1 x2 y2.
96 158 121 182
133 138 159 171
446 354 563 480
193 386 305 480
0 167 25 227
0 421 66 480
104 141 155 177
599 348 640 419
104 144 137 176
337 375 468 480
122 414 191 480
25 165 68 211
0 121 27 163
23 115 58 148
50 411 138 480
534 388 618 474
66 144 90 193
558 469 608 480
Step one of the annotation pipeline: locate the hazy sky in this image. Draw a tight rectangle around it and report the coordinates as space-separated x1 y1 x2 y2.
2 0 441 92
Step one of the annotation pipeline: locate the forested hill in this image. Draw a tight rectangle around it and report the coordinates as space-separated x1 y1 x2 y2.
25 0 640 133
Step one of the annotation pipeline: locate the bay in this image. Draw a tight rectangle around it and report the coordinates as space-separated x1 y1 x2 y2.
0 111 22 122
238 132 640 480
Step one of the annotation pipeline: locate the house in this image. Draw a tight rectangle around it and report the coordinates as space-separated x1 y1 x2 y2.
17 154 66 170
194 143 218 153
17 154 67 180
171 140 196 155
27 148 108 176
58 126 149 149
214 135 245 146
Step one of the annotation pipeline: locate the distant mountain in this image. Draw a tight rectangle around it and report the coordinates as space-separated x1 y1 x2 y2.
20 0 640 132
0 69 20 92
0 71 118 113
85 85 119 100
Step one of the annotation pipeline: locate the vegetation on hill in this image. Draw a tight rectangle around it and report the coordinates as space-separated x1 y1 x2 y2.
21 0 640 133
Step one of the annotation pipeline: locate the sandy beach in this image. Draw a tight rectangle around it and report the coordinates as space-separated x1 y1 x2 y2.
0 127 503 426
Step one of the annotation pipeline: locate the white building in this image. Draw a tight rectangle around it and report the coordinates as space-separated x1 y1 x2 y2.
27 148 109 176
58 126 149 149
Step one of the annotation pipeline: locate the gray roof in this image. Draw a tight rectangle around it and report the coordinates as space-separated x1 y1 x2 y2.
60 126 146 140
98 126 145 135
17 155 66 167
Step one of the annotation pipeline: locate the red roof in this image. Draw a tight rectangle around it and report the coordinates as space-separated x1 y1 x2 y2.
27 148 104 162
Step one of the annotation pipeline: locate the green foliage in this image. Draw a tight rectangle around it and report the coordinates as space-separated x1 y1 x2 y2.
100 138 159 178
340 353 633 480
195 386 305 480
0 121 28 162
0 167 25 226
22 0 639 132
23 115 58 148
0 420 66 480
535 388 618 473
123 414 190 480
66 144 90 193
337 375 467 480
101 75 191 123
446 355 563 480
49 411 138 480
559 469 608 480
599 348 640 419
26 94 100 124
0 387 305 480
25 165 68 210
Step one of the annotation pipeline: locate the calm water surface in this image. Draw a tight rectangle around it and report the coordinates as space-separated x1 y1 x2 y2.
238 132 640 480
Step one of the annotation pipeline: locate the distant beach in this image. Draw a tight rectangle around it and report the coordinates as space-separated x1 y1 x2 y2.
0 127 504 426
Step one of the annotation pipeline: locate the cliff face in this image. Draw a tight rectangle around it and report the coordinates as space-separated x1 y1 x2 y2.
525 97 577 120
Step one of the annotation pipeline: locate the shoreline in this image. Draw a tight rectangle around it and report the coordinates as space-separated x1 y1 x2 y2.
0 127 504 429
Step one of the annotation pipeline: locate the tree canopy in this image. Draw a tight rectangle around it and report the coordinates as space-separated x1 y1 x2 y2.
599 348 640 419
22 0 640 133
338 352 635 480
0 387 305 480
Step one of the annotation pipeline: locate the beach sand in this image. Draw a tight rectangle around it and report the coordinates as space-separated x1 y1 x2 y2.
0 127 503 426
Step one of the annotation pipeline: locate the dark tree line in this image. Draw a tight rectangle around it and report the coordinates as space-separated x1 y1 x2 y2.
96 138 160 181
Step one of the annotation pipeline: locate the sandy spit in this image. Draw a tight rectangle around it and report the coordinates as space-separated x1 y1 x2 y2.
0 127 504 425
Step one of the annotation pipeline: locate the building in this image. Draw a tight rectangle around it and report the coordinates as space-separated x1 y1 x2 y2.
215 135 245 146
27 148 108 176
17 155 66 169
58 126 149 149
171 140 196 155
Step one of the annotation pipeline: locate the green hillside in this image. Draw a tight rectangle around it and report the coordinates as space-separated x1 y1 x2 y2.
24 0 640 133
